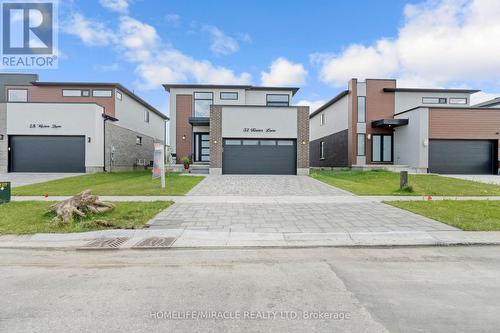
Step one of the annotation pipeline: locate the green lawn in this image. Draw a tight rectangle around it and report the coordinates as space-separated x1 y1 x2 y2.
0 201 172 234
311 169 500 196
388 200 500 231
12 171 204 196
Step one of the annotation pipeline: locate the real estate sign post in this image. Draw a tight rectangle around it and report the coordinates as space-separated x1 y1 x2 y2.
153 143 165 189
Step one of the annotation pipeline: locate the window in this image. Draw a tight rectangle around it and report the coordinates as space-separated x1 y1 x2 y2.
357 97 366 123
422 97 447 104
136 136 142 145
194 92 213 117
357 134 365 156
449 97 467 105
116 90 123 100
266 94 289 106
320 141 325 160
372 134 392 162
62 89 90 97
92 89 113 97
7 89 27 102
220 92 238 100
320 113 325 126
144 110 150 123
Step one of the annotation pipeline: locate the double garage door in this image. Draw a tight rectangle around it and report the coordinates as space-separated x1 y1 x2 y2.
223 139 296 175
429 139 497 174
9 136 86 173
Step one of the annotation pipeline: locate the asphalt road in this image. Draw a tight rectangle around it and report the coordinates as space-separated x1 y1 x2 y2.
1 246 499 332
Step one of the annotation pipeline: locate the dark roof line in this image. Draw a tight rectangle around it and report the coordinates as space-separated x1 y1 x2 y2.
31 81 168 120
384 87 480 93
473 97 500 107
309 90 349 119
163 83 300 96
395 105 500 116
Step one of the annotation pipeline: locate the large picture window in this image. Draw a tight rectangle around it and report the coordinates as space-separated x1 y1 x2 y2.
194 92 213 117
266 94 289 106
357 96 366 123
7 89 27 102
372 134 393 162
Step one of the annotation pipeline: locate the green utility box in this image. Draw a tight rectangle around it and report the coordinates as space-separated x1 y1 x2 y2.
0 182 11 204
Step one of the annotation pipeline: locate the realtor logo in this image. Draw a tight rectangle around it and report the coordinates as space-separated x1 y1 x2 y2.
1 0 58 68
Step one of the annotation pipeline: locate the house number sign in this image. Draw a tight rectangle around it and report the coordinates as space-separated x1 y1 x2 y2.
243 128 276 133
29 124 62 129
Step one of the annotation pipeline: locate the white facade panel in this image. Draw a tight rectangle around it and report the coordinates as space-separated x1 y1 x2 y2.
6 103 104 168
395 91 471 114
394 107 429 169
115 91 165 142
222 107 298 139
309 95 349 141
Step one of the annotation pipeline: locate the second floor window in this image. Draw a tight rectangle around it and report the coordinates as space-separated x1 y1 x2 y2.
357 96 366 123
194 92 213 117
266 94 289 106
7 89 27 102
320 113 325 126
144 110 150 123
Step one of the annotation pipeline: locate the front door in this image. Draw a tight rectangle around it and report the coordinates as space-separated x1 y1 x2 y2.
194 133 210 162
371 134 393 163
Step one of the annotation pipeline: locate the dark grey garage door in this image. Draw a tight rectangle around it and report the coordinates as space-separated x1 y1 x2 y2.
429 139 496 174
9 136 86 173
223 139 296 175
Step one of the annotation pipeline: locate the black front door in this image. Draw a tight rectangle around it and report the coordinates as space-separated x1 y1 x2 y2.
193 133 210 162
371 134 393 163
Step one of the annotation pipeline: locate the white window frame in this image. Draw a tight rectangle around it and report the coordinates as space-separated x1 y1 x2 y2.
7 89 28 102
92 89 113 97
320 113 325 126
449 97 467 105
320 141 325 160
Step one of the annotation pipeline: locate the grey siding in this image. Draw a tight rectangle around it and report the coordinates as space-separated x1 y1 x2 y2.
0 74 38 102
310 130 349 167
105 122 163 171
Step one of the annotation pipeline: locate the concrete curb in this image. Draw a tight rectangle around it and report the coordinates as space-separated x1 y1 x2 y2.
1 230 500 250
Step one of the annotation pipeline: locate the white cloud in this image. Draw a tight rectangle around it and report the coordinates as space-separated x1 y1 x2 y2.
64 13 117 46
314 0 500 89
295 99 326 113
65 13 251 90
99 0 131 14
165 14 181 26
261 57 307 86
202 25 239 56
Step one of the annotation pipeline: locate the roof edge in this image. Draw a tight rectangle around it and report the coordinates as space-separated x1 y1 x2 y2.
163 84 300 96
309 90 349 119
384 87 480 93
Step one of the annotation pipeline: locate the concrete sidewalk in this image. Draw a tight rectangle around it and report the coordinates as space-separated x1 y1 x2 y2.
1 229 500 250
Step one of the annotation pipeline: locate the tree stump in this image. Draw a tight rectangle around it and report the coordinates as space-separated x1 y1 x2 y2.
48 190 115 224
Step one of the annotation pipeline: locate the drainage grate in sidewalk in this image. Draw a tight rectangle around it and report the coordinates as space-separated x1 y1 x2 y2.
80 237 129 250
132 237 176 249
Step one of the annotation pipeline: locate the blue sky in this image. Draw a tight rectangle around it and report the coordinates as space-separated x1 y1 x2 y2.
5 0 500 116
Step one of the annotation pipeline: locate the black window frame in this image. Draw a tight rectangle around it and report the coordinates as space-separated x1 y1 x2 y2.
357 96 366 123
266 94 290 106
449 97 468 105
357 134 365 156
92 89 113 98
193 91 214 117
136 136 143 145
422 97 447 104
220 92 238 100
319 141 325 160
371 134 393 163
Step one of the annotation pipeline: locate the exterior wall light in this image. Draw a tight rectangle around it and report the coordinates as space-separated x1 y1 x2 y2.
213 140 218 144
182 135 186 140
0 134 4 141
367 134 371 140
423 139 429 147
87 137 92 143
301 140 307 145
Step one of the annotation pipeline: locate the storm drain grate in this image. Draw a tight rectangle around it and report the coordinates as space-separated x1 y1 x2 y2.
80 237 129 249
132 237 176 249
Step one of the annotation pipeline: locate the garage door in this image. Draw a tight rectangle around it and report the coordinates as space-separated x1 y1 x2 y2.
429 139 496 174
9 136 86 173
223 139 296 175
